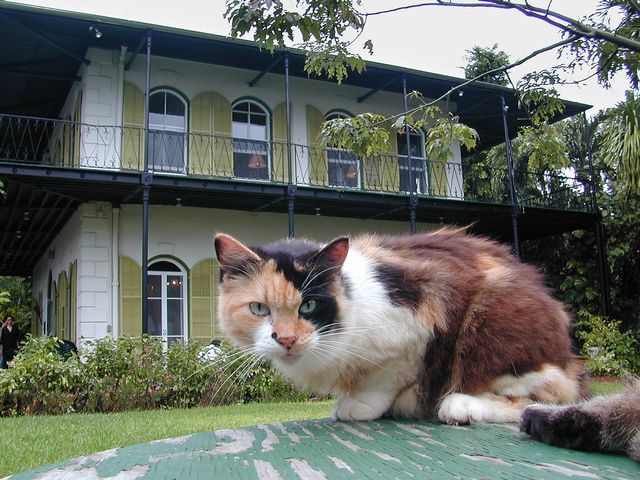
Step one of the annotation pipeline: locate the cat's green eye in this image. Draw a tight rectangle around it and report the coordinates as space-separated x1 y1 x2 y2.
299 298 318 315
249 302 270 316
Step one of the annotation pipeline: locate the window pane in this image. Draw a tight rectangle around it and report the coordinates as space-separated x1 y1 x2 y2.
249 123 267 140
167 275 183 298
148 274 162 297
328 149 358 188
149 112 165 129
165 114 185 130
149 93 165 114
233 151 269 180
167 300 183 336
234 102 249 113
148 299 162 336
150 261 181 272
397 132 424 158
250 113 267 126
233 111 249 124
165 94 185 116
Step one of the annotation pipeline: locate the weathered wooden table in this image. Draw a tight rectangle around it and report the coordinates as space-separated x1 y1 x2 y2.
7 419 639 479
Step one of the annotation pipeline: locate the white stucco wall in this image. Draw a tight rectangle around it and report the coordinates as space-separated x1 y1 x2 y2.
81 48 122 168
118 204 436 270
32 202 114 346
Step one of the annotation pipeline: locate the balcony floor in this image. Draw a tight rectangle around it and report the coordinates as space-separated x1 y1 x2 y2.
0 165 598 276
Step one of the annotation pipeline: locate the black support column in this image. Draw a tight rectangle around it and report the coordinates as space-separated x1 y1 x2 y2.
402 74 417 234
285 53 296 238
584 115 611 317
141 30 152 334
500 96 520 257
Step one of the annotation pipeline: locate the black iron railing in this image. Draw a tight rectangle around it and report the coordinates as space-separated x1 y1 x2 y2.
0 113 593 212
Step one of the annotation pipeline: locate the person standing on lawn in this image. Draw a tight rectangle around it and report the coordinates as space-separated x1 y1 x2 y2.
0 314 22 368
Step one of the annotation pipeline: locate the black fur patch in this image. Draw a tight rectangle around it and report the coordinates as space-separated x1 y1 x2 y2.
520 406 603 451
373 263 421 309
254 239 340 332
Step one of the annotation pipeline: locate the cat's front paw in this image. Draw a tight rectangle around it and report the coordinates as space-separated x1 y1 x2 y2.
438 393 487 425
520 405 601 451
333 396 384 421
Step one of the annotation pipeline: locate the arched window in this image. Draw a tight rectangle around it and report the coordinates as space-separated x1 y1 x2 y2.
326 112 359 188
232 100 269 180
397 129 428 194
147 258 188 347
149 89 188 173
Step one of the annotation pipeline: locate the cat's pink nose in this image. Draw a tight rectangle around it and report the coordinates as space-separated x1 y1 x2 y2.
272 332 297 349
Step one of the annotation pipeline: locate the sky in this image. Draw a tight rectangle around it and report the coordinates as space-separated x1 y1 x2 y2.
7 0 630 114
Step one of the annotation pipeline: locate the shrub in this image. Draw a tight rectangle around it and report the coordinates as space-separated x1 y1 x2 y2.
0 336 310 416
0 336 83 416
165 340 217 408
575 310 640 376
79 336 167 412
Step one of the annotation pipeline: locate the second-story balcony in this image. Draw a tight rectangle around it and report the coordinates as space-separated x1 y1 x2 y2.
0 113 593 213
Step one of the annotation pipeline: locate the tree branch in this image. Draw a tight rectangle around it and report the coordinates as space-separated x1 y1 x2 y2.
365 1 640 53
379 35 579 125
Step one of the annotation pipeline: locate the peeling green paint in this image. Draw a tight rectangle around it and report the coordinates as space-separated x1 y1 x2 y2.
7 420 639 479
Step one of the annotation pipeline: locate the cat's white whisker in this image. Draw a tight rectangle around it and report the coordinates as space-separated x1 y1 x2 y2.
208 352 262 406
320 342 383 368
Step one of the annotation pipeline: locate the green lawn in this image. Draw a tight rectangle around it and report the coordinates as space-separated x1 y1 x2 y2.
1 380 625 478
0 401 332 478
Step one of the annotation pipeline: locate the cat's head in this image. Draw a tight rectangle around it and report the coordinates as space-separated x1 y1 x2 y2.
214 233 349 366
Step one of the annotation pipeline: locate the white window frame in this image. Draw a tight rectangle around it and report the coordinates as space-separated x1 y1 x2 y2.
147 258 188 348
149 89 188 174
231 100 271 180
398 129 428 194
326 112 360 189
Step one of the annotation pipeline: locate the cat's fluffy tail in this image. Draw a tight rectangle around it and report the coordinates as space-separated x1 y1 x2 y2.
520 378 640 463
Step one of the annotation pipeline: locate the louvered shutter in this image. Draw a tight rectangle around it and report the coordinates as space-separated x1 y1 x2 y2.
120 256 142 337
189 259 217 342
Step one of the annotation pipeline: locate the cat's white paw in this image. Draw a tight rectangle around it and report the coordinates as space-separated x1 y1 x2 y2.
333 396 384 421
438 393 524 424
438 393 490 425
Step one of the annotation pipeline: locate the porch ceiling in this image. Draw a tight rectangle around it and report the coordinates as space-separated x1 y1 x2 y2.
0 3 589 151
0 166 598 276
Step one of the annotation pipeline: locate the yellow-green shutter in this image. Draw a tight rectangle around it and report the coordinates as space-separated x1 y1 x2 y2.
52 281 58 338
58 272 68 340
120 256 142 337
209 92 233 177
69 261 77 343
272 102 290 183
122 82 145 171
306 105 328 186
189 259 218 342
190 92 214 176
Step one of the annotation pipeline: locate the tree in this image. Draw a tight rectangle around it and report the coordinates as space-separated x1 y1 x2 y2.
463 44 510 86
225 0 640 191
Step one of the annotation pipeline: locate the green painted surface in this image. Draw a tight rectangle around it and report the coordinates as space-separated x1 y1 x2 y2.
8 420 639 479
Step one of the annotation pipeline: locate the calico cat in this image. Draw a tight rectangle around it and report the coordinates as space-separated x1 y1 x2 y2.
214 228 587 423
521 379 640 462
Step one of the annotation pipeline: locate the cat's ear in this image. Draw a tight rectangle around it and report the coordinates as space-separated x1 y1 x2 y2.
314 237 349 272
214 233 261 276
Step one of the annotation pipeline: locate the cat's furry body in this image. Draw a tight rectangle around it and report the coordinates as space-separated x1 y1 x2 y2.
214 228 585 423
521 380 640 462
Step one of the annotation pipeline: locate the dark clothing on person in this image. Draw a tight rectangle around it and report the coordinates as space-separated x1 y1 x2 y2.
1 324 21 368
